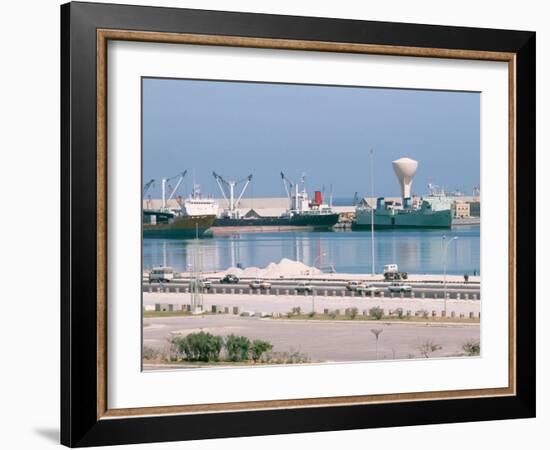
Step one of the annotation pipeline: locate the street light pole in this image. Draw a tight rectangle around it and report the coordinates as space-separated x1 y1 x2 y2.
371 328 383 360
312 252 327 314
370 149 375 277
443 236 459 314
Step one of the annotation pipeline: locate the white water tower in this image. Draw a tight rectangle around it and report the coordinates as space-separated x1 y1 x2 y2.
392 157 418 199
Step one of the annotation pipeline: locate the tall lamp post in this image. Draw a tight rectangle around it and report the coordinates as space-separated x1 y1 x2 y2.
311 252 327 314
370 149 376 276
443 236 459 314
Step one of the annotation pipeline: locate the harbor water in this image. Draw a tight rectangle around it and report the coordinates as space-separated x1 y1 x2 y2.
143 225 480 276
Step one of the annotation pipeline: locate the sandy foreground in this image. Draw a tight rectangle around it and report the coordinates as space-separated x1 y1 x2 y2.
143 259 481 366
143 315 480 364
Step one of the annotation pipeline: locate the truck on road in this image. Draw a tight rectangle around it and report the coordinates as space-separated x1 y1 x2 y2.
383 264 408 281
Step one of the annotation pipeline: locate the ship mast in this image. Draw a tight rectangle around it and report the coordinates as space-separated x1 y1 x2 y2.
299 173 307 213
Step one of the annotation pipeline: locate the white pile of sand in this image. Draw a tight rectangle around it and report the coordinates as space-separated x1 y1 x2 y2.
224 258 321 279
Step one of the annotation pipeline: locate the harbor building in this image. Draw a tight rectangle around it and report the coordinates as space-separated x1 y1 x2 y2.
453 200 471 218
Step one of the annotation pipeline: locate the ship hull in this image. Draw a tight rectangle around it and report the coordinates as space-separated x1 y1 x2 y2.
353 209 452 230
143 213 216 239
213 213 339 230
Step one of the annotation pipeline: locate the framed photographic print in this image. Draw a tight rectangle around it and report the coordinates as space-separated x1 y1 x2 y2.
61 1 536 447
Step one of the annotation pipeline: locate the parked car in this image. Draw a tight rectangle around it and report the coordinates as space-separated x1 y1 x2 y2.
346 281 361 291
250 280 272 289
189 279 212 290
148 266 175 283
296 281 313 293
357 284 382 295
388 283 413 293
220 274 239 284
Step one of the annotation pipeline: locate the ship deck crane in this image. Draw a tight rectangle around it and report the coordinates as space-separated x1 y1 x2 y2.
280 171 294 202
143 179 155 210
281 172 308 212
143 179 155 196
161 170 187 211
212 172 253 219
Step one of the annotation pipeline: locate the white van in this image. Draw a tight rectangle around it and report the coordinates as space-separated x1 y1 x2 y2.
383 264 399 274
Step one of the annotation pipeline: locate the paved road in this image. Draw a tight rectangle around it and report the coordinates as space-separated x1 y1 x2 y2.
144 277 481 290
143 315 480 363
143 281 480 300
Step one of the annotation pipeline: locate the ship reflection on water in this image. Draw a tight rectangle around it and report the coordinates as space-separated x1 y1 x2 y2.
143 225 480 276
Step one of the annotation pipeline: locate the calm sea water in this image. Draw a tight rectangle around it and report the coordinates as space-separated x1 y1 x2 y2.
143 225 480 276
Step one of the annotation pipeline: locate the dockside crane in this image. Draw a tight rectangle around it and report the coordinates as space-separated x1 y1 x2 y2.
212 172 253 219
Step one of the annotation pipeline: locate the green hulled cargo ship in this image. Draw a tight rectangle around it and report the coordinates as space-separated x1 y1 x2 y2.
143 183 218 239
143 211 216 239
353 196 452 230
212 172 339 231
212 210 339 229
353 156 453 230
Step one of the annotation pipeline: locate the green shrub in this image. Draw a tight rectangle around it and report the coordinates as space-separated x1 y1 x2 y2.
462 340 480 356
292 306 302 315
287 349 310 363
225 334 251 362
308 311 315 318
395 307 404 318
349 307 359 319
172 332 223 362
250 339 273 362
417 340 442 358
369 306 384 320
142 346 161 361
329 312 337 319
261 350 311 364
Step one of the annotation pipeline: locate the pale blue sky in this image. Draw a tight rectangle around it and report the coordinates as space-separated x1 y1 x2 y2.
143 78 479 200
